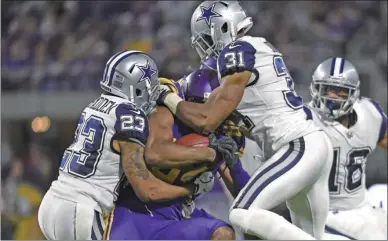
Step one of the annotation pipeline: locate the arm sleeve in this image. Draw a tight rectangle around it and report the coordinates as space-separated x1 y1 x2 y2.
113 103 150 146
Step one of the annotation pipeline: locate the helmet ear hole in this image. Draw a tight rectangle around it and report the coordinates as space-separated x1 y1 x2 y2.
136 88 142 97
221 23 228 33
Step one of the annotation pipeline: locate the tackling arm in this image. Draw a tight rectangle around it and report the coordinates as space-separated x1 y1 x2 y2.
218 160 250 198
116 140 195 203
163 71 250 133
145 106 217 168
161 39 257 134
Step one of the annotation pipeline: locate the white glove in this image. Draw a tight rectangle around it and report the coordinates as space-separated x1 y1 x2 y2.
193 171 215 197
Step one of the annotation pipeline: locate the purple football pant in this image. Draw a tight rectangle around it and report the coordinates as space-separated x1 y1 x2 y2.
104 206 231 240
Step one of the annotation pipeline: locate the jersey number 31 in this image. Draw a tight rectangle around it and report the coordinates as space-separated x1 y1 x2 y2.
272 55 303 110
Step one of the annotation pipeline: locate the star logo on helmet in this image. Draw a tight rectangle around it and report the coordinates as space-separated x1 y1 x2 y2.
137 61 157 83
196 3 222 26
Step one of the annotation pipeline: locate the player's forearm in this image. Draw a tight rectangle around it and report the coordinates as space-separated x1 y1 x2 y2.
138 178 194 203
218 163 238 197
121 143 193 202
163 94 221 133
219 160 250 197
175 77 244 133
127 169 194 203
175 101 221 133
146 142 216 168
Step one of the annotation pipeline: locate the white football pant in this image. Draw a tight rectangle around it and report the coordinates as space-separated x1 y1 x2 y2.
325 203 387 240
38 191 105 240
368 184 387 212
229 131 333 240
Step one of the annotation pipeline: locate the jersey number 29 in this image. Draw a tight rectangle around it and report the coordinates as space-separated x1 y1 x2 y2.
59 113 107 178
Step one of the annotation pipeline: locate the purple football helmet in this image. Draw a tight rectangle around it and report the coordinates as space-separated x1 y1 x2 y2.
199 57 217 71
185 68 219 103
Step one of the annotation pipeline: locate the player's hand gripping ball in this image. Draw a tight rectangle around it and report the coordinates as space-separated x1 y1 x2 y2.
174 133 218 184
208 133 239 168
176 133 210 147
173 133 238 184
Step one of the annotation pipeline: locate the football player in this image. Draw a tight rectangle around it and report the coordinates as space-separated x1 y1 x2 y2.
157 1 334 239
306 57 387 240
38 51 211 240
103 64 251 240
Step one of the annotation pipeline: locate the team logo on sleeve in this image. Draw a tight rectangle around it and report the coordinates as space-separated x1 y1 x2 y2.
196 3 222 26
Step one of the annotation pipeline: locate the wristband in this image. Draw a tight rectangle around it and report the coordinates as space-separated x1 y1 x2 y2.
164 93 183 114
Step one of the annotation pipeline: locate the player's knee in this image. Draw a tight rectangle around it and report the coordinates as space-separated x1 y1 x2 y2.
211 226 235 240
229 208 249 227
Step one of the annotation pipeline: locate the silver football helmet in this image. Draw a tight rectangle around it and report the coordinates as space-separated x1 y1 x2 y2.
100 50 160 114
310 57 360 119
191 1 252 62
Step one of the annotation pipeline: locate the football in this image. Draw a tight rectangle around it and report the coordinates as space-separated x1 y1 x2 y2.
173 133 214 184
175 133 209 147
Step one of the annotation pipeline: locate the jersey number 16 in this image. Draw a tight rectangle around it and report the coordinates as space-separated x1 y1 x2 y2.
329 147 371 194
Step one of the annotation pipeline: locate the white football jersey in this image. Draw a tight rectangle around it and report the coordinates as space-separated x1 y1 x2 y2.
307 98 387 210
217 35 320 156
48 93 149 216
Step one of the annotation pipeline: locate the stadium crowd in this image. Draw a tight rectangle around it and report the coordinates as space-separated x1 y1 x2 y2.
2 1 387 94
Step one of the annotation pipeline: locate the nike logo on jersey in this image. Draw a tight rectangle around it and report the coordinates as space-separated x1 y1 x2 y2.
132 109 142 115
228 42 241 50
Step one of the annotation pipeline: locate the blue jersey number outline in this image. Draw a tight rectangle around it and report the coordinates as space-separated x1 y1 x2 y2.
60 113 107 178
328 147 371 194
272 55 303 110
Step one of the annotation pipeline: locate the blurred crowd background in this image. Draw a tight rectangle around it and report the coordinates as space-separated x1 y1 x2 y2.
1 1 387 239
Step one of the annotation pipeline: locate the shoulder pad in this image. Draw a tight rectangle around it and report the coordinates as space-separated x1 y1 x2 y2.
217 38 257 79
113 103 149 146
359 97 387 143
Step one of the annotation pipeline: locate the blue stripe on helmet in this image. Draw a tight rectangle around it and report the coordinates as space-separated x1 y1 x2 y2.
330 57 336 76
103 51 126 84
339 58 345 74
108 51 143 86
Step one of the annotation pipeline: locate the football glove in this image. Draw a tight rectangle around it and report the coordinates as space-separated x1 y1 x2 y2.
156 85 173 106
208 132 239 168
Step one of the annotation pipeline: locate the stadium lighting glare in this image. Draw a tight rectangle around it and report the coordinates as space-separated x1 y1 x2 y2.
31 116 51 133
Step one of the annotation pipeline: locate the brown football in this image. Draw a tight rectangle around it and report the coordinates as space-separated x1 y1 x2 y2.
170 133 216 184
175 133 209 147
